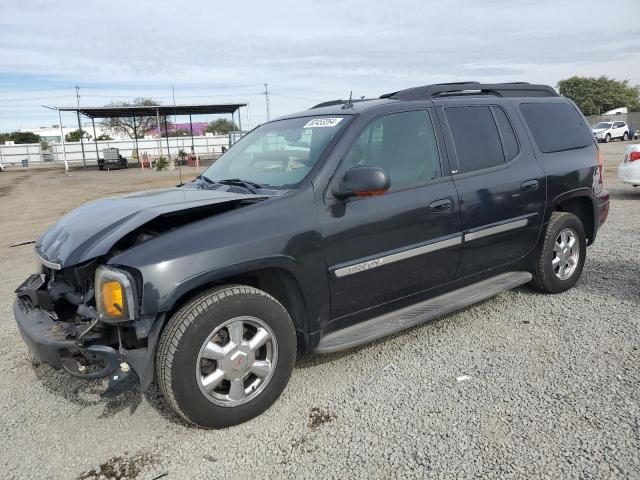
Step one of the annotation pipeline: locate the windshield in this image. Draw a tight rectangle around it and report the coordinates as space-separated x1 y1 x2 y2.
201 115 349 189
593 122 612 129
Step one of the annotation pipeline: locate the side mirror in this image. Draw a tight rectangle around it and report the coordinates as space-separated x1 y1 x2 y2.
332 166 390 200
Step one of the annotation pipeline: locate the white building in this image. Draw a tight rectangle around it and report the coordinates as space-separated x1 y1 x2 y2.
20 122 126 142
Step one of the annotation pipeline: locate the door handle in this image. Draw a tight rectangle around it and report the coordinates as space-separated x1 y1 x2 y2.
429 198 452 212
521 180 539 191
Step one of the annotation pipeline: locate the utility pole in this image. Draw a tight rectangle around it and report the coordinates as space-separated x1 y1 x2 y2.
263 83 271 121
172 86 179 177
75 86 86 169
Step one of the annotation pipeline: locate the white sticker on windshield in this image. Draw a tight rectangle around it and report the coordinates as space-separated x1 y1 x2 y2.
303 117 343 129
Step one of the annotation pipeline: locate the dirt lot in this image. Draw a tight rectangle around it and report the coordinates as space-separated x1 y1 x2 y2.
0 144 639 479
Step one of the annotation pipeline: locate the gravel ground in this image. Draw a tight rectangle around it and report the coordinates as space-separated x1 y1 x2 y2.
1 144 639 479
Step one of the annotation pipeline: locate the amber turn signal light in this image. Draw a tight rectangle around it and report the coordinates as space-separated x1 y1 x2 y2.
101 280 124 317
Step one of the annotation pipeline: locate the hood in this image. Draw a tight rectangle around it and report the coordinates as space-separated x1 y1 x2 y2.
592 128 609 133
36 186 265 269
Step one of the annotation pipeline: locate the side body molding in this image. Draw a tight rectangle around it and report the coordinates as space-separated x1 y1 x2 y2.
330 215 535 278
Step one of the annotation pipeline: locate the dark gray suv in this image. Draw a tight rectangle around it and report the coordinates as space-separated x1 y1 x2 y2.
14 82 609 428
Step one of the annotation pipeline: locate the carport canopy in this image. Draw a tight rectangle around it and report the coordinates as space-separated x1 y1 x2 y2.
51 103 248 172
56 103 246 118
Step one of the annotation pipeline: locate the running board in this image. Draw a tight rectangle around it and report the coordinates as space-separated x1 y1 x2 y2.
315 271 532 354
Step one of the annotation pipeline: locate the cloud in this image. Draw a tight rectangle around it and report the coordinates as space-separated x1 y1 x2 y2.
0 0 639 130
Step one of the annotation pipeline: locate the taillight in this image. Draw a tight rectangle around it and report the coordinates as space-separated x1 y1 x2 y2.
597 151 604 186
629 151 640 162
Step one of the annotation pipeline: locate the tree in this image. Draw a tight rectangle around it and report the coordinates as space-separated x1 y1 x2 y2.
204 119 238 135
6 131 41 144
96 133 113 141
65 129 90 142
101 98 169 139
558 76 640 115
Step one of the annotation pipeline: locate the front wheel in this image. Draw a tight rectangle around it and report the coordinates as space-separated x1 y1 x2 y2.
156 285 296 428
604 133 611 143
530 212 586 294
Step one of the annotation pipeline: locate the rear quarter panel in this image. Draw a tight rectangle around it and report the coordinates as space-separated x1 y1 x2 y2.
512 98 598 219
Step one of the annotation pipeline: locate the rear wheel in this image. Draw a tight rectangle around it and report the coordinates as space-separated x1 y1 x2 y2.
530 212 586 293
156 285 296 429
623 132 628 141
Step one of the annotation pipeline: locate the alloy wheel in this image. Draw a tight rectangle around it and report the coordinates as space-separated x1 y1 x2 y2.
195 316 278 407
552 228 580 280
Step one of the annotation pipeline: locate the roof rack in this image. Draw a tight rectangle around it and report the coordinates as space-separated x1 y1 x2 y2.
380 82 558 100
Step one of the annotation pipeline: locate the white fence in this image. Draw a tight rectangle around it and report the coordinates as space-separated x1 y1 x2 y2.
0 134 231 167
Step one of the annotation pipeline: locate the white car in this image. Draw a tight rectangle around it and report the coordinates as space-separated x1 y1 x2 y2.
593 121 629 143
617 144 640 186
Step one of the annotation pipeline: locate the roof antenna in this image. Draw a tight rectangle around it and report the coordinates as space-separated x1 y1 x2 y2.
342 90 354 109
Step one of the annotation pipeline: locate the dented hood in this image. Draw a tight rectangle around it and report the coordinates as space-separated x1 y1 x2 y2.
35 187 263 269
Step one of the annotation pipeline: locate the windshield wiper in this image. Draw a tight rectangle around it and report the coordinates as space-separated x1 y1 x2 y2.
197 175 214 184
217 178 263 194
194 175 220 189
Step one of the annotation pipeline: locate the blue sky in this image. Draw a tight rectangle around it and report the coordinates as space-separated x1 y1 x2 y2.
1 0 639 131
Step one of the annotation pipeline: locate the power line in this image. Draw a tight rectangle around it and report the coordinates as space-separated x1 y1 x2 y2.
270 93 319 102
0 94 74 102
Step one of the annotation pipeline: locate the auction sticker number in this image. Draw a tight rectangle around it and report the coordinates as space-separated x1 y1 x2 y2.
303 117 343 128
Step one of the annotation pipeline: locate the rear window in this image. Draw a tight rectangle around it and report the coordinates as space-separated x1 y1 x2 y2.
520 102 593 153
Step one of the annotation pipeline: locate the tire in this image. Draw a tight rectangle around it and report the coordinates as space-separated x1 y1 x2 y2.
156 285 296 429
530 212 586 294
623 132 628 141
604 133 611 143
98 165 104 170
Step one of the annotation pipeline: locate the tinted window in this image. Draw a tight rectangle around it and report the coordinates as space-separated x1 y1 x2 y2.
520 102 593 153
342 110 441 189
492 107 519 162
613 122 624 128
445 106 505 173
202 115 348 188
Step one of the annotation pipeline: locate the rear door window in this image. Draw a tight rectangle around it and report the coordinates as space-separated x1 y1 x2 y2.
445 106 505 173
520 102 593 153
492 106 519 162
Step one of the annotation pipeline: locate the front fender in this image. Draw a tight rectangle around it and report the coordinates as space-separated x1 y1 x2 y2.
108 186 329 333
158 255 301 312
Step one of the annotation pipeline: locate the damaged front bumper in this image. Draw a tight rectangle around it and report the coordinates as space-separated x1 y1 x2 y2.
13 270 162 396
13 296 140 395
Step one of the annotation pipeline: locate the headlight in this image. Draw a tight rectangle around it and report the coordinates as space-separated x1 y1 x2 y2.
95 266 137 321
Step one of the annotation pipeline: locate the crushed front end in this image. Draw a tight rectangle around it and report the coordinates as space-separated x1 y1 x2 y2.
14 255 157 396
